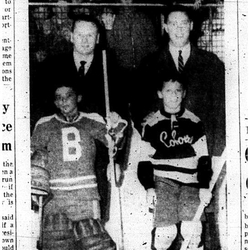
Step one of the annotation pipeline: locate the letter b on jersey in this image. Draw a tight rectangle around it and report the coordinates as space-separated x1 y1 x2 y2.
62 127 82 161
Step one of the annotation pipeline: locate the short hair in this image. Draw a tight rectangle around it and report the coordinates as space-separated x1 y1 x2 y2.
71 13 102 33
156 72 187 91
164 5 193 23
54 83 81 97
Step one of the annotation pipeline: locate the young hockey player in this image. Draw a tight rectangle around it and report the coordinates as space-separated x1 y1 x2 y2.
31 83 127 250
138 74 213 250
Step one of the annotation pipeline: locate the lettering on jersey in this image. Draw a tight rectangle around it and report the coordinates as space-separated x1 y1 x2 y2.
62 127 81 161
160 130 193 148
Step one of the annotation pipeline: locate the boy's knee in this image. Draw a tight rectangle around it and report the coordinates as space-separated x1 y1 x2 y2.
181 221 203 250
153 225 177 250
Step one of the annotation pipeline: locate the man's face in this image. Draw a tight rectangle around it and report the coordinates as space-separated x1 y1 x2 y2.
164 11 193 48
71 21 99 56
158 80 186 114
54 87 81 116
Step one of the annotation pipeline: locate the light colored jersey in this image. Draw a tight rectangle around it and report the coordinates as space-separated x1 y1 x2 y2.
31 112 126 200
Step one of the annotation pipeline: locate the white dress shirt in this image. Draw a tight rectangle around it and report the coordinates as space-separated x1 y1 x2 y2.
73 52 94 75
169 43 191 71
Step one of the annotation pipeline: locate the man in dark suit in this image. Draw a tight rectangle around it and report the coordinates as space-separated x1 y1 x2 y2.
131 4 225 157
33 14 127 121
130 4 225 250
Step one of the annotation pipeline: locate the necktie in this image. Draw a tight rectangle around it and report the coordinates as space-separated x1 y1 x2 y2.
78 61 86 78
178 50 184 73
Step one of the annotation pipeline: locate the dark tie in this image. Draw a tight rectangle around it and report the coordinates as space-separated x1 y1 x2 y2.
178 50 184 73
78 61 86 78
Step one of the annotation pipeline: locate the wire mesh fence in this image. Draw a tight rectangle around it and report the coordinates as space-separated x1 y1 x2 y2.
29 2 225 65
197 4 224 61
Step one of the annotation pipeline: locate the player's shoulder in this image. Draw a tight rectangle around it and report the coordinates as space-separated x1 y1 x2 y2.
79 112 106 124
34 114 57 129
143 110 166 128
181 109 201 124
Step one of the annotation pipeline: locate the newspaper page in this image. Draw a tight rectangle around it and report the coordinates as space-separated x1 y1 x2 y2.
0 0 249 250
1 0 31 249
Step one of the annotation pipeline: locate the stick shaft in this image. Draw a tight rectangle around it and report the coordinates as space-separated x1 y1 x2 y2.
37 196 43 250
102 50 110 118
180 149 227 250
102 49 124 249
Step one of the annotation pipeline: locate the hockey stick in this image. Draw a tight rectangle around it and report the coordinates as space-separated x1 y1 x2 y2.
102 49 121 187
102 49 124 250
36 195 43 250
180 148 227 250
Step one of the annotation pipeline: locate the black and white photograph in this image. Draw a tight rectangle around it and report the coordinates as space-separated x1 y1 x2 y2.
0 0 248 250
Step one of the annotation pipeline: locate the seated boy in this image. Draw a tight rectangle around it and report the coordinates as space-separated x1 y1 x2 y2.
137 73 212 250
31 83 127 250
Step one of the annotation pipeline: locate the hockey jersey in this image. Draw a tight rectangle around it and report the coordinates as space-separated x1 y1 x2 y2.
31 112 127 200
139 108 208 185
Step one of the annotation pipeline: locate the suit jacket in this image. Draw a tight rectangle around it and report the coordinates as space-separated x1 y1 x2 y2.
132 44 225 156
32 46 128 124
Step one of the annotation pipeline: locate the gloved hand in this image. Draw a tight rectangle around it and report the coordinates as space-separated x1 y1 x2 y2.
106 112 127 151
197 155 213 188
108 112 121 128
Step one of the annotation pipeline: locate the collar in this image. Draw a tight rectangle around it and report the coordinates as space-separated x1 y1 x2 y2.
169 42 191 54
160 106 185 119
56 111 80 123
73 51 94 72
160 107 185 130
169 43 191 66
